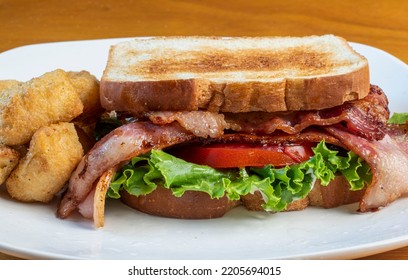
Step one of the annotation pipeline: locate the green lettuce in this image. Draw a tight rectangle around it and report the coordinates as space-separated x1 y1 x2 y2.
108 141 372 212
388 113 408 124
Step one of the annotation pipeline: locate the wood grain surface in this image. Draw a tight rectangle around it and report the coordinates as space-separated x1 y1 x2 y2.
0 0 407 260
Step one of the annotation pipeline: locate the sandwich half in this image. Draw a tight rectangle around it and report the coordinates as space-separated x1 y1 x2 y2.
57 35 408 227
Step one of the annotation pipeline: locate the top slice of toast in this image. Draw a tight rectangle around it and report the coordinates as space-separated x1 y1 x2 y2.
101 35 369 114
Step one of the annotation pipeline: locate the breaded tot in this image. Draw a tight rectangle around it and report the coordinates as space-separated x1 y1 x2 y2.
0 145 20 185
6 122 83 203
0 69 83 146
67 71 101 118
68 71 102 140
0 80 23 92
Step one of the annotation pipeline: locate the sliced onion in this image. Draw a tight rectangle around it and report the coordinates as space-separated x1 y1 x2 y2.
93 168 116 228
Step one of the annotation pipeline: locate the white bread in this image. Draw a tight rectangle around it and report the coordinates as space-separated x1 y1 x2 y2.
100 35 369 114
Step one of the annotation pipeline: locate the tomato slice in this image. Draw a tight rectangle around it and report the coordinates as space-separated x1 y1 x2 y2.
169 143 314 168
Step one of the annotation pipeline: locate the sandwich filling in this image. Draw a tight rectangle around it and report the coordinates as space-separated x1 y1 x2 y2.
108 141 371 212
57 84 408 222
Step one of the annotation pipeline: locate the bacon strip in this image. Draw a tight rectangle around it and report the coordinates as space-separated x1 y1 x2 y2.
326 126 408 212
57 122 195 219
198 128 346 148
225 85 389 141
145 86 389 141
147 111 228 138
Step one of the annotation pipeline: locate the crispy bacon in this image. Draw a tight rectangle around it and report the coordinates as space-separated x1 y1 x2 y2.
225 85 389 141
146 111 228 138
326 125 408 212
197 128 346 148
146 86 388 141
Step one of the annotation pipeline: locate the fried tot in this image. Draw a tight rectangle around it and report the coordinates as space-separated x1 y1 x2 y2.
68 71 102 140
6 122 83 203
68 70 101 118
0 69 83 146
0 145 20 185
0 80 23 92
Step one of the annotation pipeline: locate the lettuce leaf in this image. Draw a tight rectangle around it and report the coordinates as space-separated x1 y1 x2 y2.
108 141 372 212
388 113 408 124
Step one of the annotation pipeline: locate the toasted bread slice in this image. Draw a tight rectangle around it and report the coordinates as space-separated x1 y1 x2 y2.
101 35 369 114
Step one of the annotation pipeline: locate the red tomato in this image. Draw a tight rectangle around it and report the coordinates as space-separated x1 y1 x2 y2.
169 143 314 168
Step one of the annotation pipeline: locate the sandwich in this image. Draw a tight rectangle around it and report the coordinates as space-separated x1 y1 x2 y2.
57 35 408 227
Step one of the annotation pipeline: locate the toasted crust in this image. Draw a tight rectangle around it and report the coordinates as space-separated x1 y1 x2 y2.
120 176 364 219
101 35 369 114
308 176 366 208
120 186 240 219
242 176 365 212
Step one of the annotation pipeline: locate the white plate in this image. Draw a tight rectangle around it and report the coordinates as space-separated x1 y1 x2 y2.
0 38 407 260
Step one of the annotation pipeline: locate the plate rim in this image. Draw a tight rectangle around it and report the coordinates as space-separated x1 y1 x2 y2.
1 38 408 260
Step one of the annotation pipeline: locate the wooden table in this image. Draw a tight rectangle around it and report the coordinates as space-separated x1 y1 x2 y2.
0 0 407 260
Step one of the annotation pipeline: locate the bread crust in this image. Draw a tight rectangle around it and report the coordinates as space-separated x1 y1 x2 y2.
308 176 365 208
101 79 202 113
242 176 365 212
120 186 240 219
119 176 365 219
284 66 369 110
101 65 369 114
